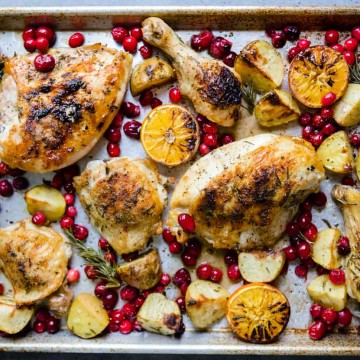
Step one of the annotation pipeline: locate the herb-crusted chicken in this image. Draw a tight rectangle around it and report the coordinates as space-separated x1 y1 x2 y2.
0 44 132 173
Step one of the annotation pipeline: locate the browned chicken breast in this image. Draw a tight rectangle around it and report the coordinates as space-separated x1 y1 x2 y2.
142 17 242 127
0 44 132 173
168 134 325 250
74 157 170 255
0 219 71 305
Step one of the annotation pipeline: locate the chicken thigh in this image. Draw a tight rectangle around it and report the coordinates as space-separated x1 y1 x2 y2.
142 17 242 127
168 134 325 250
0 44 132 173
0 219 71 306
74 157 170 255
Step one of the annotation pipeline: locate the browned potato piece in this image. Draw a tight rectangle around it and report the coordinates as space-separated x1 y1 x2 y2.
130 58 176 96
116 249 161 290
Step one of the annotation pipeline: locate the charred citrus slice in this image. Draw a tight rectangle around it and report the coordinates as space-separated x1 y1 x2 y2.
140 104 200 167
226 283 290 343
288 45 349 108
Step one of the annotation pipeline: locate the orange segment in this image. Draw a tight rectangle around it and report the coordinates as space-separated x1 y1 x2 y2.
288 45 349 108
140 104 200 167
226 283 290 344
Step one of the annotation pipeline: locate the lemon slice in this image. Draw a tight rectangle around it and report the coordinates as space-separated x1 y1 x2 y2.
288 45 349 108
140 104 200 167
226 283 290 343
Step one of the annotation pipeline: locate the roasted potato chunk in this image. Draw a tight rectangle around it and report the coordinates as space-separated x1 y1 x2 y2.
67 293 109 339
254 89 300 127
130 58 176 96
234 40 284 92
137 293 182 335
185 280 229 329
238 250 286 283
116 249 161 290
333 84 360 127
316 131 354 174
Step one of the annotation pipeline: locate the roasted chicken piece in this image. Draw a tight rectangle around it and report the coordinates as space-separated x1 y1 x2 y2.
0 44 132 173
142 17 242 127
0 219 71 305
168 134 325 250
74 157 170 255
332 185 360 302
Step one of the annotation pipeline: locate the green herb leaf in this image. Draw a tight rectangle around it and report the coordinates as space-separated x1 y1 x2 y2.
241 83 257 114
350 57 360 84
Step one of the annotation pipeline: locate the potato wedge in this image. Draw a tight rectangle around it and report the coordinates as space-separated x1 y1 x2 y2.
130 58 176 96
312 228 342 270
185 280 230 329
67 293 109 339
116 249 161 290
136 293 182 335
238 250 286 283
316 131 354 174
25 185 66 222
254 89 300 127
333 84 360 127
0 297 33 334
356 153 360 181
234 40 284 92
307 274 347 311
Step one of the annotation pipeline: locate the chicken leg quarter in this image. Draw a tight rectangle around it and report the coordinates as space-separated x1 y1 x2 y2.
142 17 242 127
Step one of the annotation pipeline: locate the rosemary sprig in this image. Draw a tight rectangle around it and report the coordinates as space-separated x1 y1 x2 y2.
241 82 257 114
349 56 360 84
64 229 121 288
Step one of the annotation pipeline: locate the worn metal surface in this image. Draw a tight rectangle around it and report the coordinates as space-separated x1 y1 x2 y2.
0 6 359 354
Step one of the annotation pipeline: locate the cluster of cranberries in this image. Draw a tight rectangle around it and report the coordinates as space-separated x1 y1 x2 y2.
111 25 152 58
308 303 353 340
190 30 236 67
223 249 242 281
0 161 29 197
32 308 61 334
22 25 56 54
266 24 301 49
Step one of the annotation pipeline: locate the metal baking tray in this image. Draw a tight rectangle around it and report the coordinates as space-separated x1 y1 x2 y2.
1 6 360 355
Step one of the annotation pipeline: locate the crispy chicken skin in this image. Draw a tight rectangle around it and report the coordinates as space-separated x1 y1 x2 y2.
0 44 132 173
0 219 71 306
142 17 242 127
168 134 325 250
74 157 170 255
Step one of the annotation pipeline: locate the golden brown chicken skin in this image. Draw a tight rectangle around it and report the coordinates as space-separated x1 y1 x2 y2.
0 44 132 173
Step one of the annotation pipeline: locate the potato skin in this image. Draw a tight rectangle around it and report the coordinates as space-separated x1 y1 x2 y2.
116 249 162 290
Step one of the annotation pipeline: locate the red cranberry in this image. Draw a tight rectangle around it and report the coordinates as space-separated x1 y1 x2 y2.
133 320 142 332
287 46 301 62
130 26 142 40
302 125 313 139
66 268 80 283
33 321 46 333
32 211 47 226
108 322 119 332
199 143 211 156
73 224 88 240
112 27 129 43
300 200 313 212
331 43 344 53
352 26 360 41
210 268 223 283
320 107 334 119
290 235 302 247
22 26 36 40
322 123 336 136
204 133 218 148
123 120 141 139
337 236 351 256
169 87 182 103
342 175 355 186
103 290 118 310
196 114 208 127
0 180 13 197
181 252 197 267
36 36 49 53
350 133 360 147
337 307 352 328
312 113 326 129
284 245 297 261
68 32 85 48
98 237 110 251
344 37 358 52
203 122 218 134
272 33 286 48
63 193 75 206
112 113 123 127
84 265 97 280
191 30 213 51
46 317 60 334
0 283 3 296
308 320 326 340
0 161 9 176
139 90 154 106
296 241 311 260
121 101 140 118
34 54 55 72
24 38 37 52
162 228 176 244
134 296 145 308
169 241 182 254
8 168 25 177
180 282 188 295
329 269 346 285
223 51 236 67
310 303 323 320
309 132 324 148
322 92 337 107
139 44 153 59
160 273 171 286
220 134 235 145
51 172 64 189
104 251 117 265
343 50 356 65
150 97 162 109
12 177 29 191
321 308 338 325
185 238 202 257
107 143 121 157
297 211 312 230
63 181 75 194
111 309 124 324
301 257 316 269
286 221 300 237
295 264 308 278
153 284 165 294
209 36 232 59
123 36 137 53
325 30 339 45
313 191 327 207
297 38 311 50
119 319 133 334
303 223 318 241
122 302 137 318
176 296 186 313
173 268 191 287
227 264 241 280
283 24 300 41
265 28 277 37
66 206 77 218
196 263 213 280
178 213 195 233
224 249 238 266
94 281 107 298
36 26 55 44
106 128 121 143
60 216 74 229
